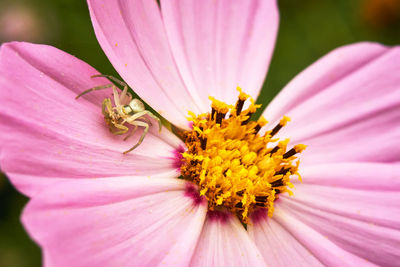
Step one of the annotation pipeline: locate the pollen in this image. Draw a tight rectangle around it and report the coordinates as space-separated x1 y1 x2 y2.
180 88 306 223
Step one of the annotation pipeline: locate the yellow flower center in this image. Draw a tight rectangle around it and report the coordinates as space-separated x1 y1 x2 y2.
180 88 306 223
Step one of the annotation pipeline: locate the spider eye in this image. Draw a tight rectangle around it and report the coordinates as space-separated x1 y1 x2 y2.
129 99 145 113
123 105 133 114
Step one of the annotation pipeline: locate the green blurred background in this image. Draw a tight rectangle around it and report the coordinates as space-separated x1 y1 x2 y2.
0 0 399 266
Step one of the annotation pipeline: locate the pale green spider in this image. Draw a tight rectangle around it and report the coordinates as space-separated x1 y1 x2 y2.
76 75 161 154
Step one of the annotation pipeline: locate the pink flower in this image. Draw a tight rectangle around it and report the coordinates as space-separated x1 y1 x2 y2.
1 0 399 266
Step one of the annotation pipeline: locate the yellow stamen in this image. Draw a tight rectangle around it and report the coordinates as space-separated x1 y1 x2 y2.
237 86 250 101
181 91 306 223
294 144 307 153
280 116 291 126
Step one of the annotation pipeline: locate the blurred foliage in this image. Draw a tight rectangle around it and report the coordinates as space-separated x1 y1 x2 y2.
256 0 400 117
0 0 399 266
0 174 41 267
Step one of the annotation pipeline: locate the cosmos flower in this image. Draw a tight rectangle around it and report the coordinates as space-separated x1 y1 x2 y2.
1 0 400 266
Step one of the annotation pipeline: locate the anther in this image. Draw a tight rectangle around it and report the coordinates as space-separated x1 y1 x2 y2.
200 137 207 150
275 168 290 176
270 116 291 137
241 112 253 125
253 117 268 135
270 178 284 187
269 146 279 154
236 190 245 196
235 99 245 115
235 202 243 208
270 124 282 137
255 196 268 202
216 112 226 124
211 108 216 120
283 148 297 158
283 144 307 159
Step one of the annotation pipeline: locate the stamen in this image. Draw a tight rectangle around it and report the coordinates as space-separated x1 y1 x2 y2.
235 202 243 208
241 112 253 125
283 148 297 159
254 124 262 134
270 178 284 187
200 137 207 150
254 117 268 135
269 139 290 155
236 190 245 196
235 87 250 116
283 148 296 159
270 116 291 137
209 96 230 115
235 99 245 115
255 196 268 202
211 108 216 120
269 146 279 154
275 167 290 176
216 112 226 124
283 144 307 159
181 90 306 223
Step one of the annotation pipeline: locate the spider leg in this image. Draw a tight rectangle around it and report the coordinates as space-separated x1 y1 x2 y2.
92 74 132 104
143 111 162 132
124 111 161 132
76 84 113 99
102 98 113 117
123 121 149 154
123 125 138 141
119 84 131 104
112 86 121 107
111 123 129 135
123 111 148 124
92 74 128 88
137 116 152 126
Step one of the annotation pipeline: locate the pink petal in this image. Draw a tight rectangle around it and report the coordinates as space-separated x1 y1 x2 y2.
43 250 55 267
190 212 266 267
273 163 400 266
248 214 323 266
264 42 388 121
87 0 204 128
22 177 207 267
298 162 400 190
283 182 400 229
280 162 400 266
0 42 182 197
262 43 400 164
280 192 400 266
161 0 279 107
250 209 376 266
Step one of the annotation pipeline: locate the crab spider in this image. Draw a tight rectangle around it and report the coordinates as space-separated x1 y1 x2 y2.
76 74 162 154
